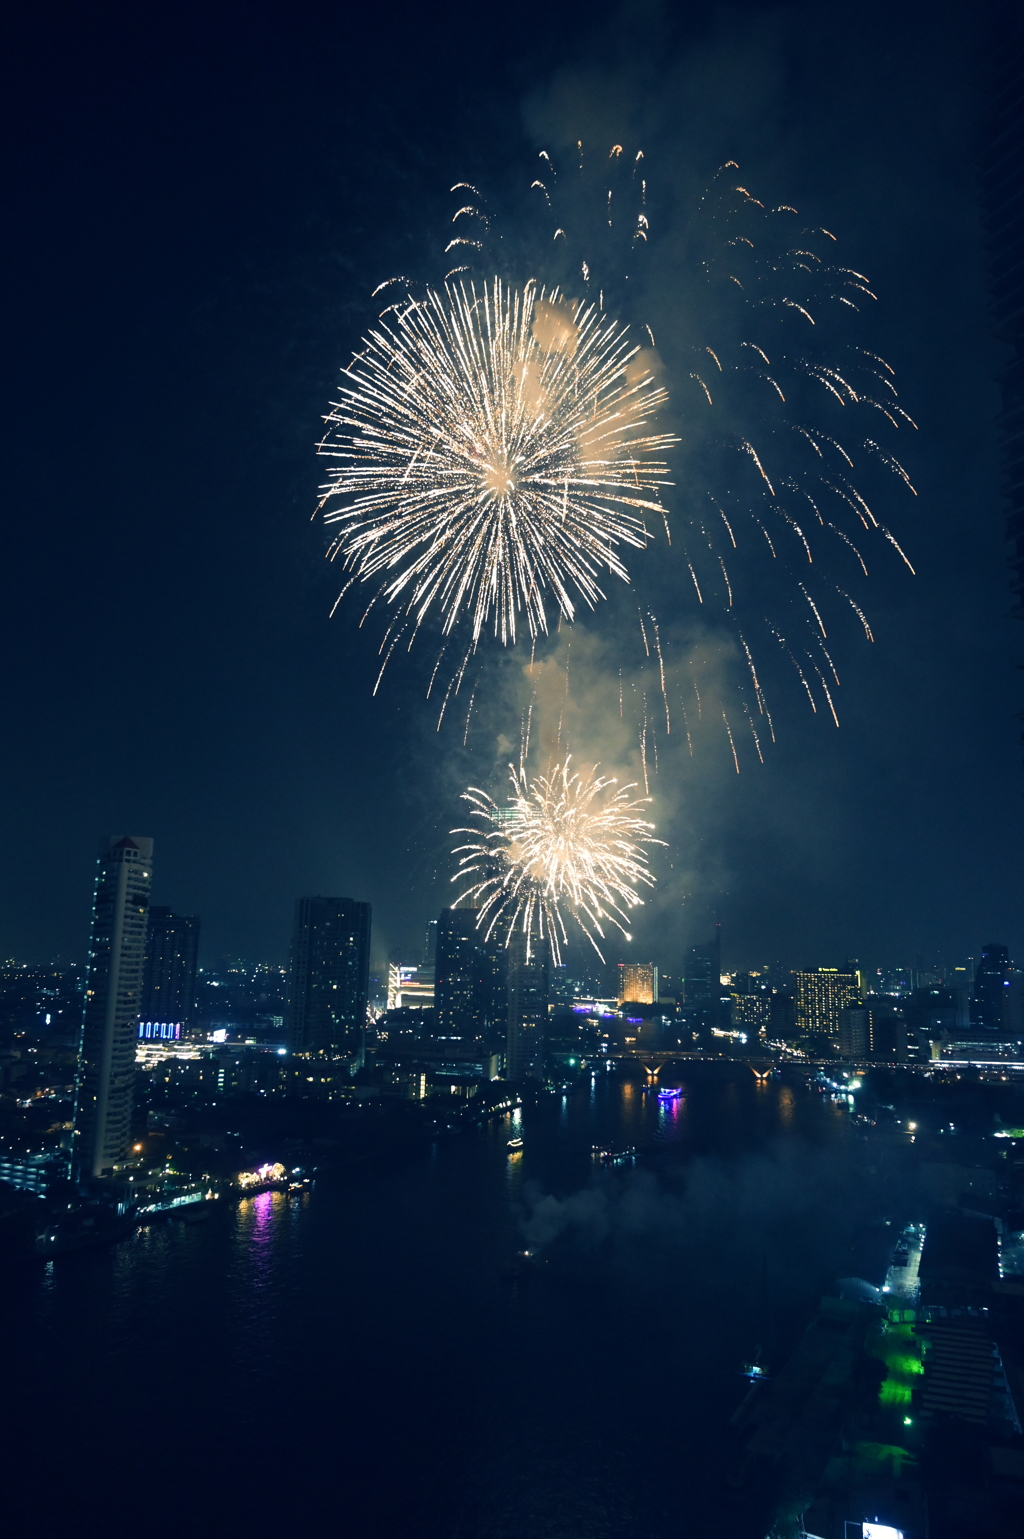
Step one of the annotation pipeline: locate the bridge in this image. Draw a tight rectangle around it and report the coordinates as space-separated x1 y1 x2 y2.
605 1050 778 1082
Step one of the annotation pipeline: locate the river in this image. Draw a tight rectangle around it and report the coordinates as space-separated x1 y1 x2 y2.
1 1070 908 1538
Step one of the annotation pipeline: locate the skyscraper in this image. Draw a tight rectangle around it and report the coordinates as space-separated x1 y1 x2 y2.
288 897 371 1076
684 931 721 1005
971 943 1013 1034
434 907 505 1045
506 931 549 1081
980 7 1024 760
75 835 153 1180
140 907 200 1025
794 967 858 1039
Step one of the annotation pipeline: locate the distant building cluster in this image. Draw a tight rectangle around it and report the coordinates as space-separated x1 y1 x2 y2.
1 832 1023 1197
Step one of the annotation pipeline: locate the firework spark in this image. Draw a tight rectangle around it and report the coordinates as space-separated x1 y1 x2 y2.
452 755 663 962
319 279 675 650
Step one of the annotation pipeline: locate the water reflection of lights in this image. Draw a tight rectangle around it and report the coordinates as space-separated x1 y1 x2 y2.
254 1190 274 1218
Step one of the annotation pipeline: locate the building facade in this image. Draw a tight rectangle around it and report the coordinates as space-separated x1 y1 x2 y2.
794 967 859 1040
386 963 435 1012
287 897 371 1075
75 835 153 1179
434 907 506 1046
971 943 1015 1034
618 962 658 1005
140 906 200 1026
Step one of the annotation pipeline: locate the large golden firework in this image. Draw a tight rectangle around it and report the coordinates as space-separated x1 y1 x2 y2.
452 755 663 962
319 279 674 649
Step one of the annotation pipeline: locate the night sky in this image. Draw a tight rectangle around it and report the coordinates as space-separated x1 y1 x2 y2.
3 0 1020 974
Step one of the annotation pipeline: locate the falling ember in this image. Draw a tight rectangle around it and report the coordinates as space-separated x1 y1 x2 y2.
452 756 663 962
722 711 740 774
320 279 676 658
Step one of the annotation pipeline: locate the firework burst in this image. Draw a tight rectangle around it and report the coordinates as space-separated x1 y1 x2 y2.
452 755 663 962
319 278 674 651
424 151 919 762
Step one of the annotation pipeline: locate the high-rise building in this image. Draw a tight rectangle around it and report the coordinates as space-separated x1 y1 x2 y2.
980 7 1024 760
794 967 858 1039
506 930 548 1080
288 897 371 1075
434 907 506 1045
838 1004 871 1059
75 835 153 1180
684 931 721 1004
140 907 200 1026
618 962 658 1005
971 943 1013 1034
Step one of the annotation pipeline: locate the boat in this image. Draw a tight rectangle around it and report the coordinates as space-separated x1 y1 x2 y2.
591 1145 636 1165
35 1204 137 1256
501 1247 545 1281
507 1136 524 1151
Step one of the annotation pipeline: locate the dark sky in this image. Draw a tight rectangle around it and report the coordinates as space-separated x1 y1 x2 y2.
2 0 1020 975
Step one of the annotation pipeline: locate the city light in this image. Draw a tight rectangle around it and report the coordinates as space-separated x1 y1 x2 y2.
237 1163 287 1190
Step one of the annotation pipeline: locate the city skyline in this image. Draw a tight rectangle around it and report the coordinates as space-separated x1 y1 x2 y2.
2 2 1022 978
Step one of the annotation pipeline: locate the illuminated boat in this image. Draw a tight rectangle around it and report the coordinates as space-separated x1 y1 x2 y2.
507 1136 524 1151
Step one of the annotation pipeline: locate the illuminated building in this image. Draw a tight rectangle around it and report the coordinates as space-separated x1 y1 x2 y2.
75 835 153 1179
141 907 200 1025
617 962 658 1005
386 963 435 1011
287 896 371 1074
506 930 548 1080
732 993 772 1038
794 967 858 1039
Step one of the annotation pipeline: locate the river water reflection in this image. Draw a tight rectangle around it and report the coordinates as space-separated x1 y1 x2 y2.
2 1071 906 1539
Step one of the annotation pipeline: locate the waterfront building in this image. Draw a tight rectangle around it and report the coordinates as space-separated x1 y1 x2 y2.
506 930 548 1081
732 992 773 1039
838 1004 871 1059
75 835 153 1179
140 906 200 1025
287 897 371 1076
617 962 658 1005
794 967 858 1040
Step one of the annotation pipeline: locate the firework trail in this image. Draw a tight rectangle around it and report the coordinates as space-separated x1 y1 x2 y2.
419 148 918 766
452 754 663 962
318 279 675 652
